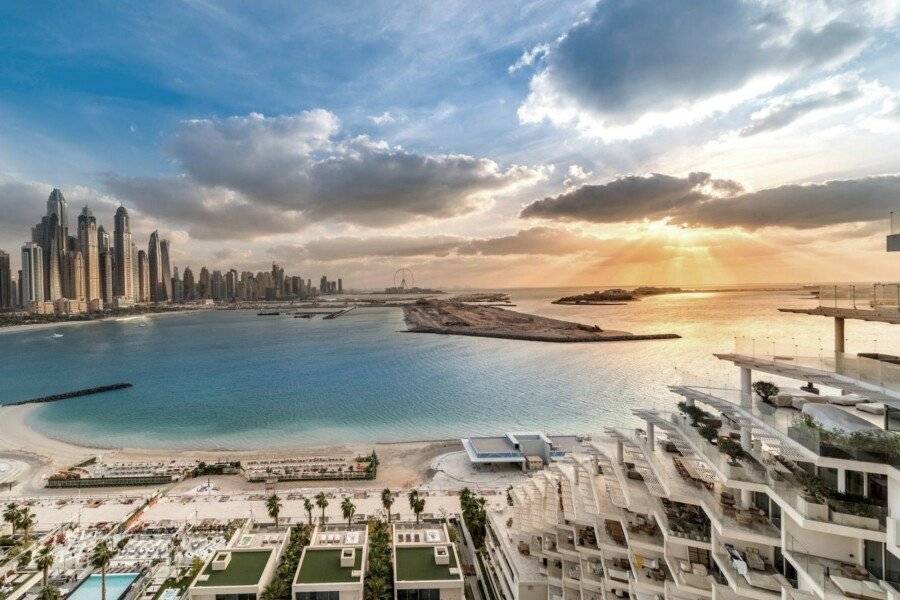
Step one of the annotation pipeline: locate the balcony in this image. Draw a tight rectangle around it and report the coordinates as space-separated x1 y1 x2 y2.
726 338 900 399
712 542 783 600
784 534 886 600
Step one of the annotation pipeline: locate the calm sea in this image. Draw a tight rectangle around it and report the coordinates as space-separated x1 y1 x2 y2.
1 288 897 450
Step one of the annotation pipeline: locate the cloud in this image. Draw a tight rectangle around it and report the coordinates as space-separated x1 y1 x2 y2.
520 172 741 223
114 110 548 234
299 235 464 261
740 75 871 136
680 175 900 229
517 0 873 140
266 227 611 263
521 172 900 230
368 111 397 125
102 175 307 240
458 227 606 256
508 43 550 74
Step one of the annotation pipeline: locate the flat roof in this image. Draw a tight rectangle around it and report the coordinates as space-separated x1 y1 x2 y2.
395 546 459 582
295 548 362 584
195 549 272 587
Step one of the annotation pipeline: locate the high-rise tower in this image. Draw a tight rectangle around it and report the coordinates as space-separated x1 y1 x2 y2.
113 206 134 300
0 250 11 309
148 231 163 302
77 206 100 302
160 239 173 301
20 243 44 305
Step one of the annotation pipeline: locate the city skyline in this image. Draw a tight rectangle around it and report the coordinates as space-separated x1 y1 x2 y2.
0 2 899 288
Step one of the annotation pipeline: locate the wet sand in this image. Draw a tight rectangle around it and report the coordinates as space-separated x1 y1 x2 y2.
0 403 460 495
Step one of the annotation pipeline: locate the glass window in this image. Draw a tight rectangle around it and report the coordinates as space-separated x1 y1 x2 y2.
296 593 339 600
866 541 884 580
398 589 441 600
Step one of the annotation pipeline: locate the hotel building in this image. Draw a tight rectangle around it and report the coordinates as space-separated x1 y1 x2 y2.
482 235 899 600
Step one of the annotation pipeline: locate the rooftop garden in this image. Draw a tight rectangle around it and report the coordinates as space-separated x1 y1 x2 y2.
197 550 273 587
296 549 361 584
395 547 458 582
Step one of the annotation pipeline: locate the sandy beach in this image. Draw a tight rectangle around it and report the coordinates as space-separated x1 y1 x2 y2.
0 402 459 495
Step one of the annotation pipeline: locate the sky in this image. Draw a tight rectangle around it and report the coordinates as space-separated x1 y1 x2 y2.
1 0 899 289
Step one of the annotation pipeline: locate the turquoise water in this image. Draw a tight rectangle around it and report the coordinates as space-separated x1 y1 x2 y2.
67 573 139 600
2 288 897 450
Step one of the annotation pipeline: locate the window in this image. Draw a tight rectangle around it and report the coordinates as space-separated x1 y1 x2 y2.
397 589 441 600
296 592 339 600
217 595 256 600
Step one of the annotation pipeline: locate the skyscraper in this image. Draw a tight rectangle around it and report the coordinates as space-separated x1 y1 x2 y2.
171 267 184 303
137 250 150 302
148 231 164 302
210 270 225 300
21 242 44 305
226 269 238 301
77 206 100 302
99 250 113 306
98 225 110 253
183 266 195 300
113 206 134 300
66 250 86 301
160 239 173 301
0 250 11 309
32 196 65 302
46 188 68 231
337 278 343 294
198 267 210 299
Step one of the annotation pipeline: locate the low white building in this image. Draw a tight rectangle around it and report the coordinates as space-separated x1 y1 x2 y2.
392 523 464 600
293 524 368 600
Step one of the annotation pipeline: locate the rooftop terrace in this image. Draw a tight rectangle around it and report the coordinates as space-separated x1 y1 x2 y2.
395 546 460 582
195 549 272 587
295 548 363 584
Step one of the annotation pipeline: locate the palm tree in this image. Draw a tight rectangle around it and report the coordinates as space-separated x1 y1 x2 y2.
315 492 329 524
90 541 115 600
18 507 35 542
36 545 55 587
412 497 425 524
3 502 20 535
38 585 60 600
365 574 387 600
407 489 419 512
265 493 283 527
303 497 314 525
341 497 356 527
380 489 394 523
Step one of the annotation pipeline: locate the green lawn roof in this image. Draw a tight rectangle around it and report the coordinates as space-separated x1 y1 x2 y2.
195 550 273 587
295 548 363 584
395 547 459 582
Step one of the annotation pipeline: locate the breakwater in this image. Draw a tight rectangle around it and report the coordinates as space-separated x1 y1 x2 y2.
8 383 133 406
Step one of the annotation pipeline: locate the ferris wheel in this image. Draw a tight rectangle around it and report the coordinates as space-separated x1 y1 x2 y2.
393 268 414 290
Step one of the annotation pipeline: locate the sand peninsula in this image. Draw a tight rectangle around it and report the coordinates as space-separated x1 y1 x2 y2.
402 298 679 342
554 285 809 305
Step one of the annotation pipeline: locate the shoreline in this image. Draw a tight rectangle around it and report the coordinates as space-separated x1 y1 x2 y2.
0 403 462 492
0 308 199 335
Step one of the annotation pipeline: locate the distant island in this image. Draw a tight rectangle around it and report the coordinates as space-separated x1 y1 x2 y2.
382 286 445 294
451 292 512 303
403 298 679 343
553 287 683 304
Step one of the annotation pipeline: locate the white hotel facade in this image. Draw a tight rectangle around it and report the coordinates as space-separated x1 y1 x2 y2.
482 234 900 600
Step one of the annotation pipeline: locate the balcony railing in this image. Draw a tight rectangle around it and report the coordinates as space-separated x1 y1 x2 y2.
817 284 900 311
733 337 900 396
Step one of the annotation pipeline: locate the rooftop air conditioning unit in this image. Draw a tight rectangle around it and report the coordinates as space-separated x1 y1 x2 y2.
434 546 449 565
341 548 356 568
212 552 232 571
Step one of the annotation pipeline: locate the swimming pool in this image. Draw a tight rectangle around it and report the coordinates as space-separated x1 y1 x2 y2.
67 573 140 600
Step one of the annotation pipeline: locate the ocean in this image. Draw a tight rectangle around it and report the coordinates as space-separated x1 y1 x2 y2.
1 287 896 450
